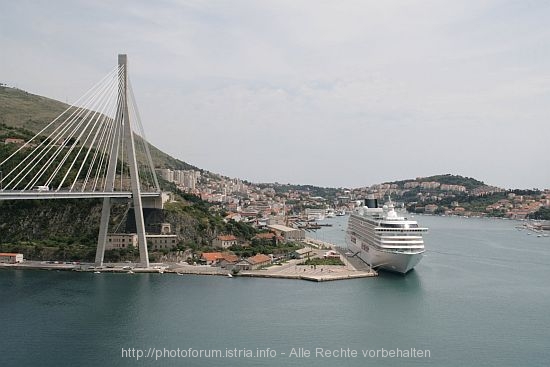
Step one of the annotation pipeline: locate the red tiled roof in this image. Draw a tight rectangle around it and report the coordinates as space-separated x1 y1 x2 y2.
201 252 223 262
248 253 271 265
254 233 275 239
217 235 237 241
220 253 239 263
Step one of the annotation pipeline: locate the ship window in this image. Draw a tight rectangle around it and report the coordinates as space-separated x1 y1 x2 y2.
380 223 405 228
380 223 418 229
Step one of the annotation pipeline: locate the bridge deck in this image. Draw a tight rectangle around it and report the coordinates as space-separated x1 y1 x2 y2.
0 191 162 200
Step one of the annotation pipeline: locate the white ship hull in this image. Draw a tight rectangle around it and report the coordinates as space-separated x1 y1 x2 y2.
346 202 427 275
347 240 423 274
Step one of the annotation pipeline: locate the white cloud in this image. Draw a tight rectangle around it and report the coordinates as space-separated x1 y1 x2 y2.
1 0 549 188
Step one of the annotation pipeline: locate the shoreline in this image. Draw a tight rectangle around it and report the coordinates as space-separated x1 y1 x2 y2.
0 263 377 282
0 247 378 282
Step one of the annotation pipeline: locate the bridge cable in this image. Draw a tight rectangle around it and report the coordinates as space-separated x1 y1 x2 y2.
24 70 118 191
56 71 119 191
71 78 118 191
0 66 119 168
45 75 117 189
128 78 160 191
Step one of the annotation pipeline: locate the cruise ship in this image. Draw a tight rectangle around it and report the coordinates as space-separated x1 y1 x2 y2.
346 198 427 274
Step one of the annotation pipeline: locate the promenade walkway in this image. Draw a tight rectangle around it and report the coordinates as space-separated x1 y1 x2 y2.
239 248 377 282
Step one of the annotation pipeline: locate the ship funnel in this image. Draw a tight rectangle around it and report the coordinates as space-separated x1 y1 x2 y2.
365 195 378 208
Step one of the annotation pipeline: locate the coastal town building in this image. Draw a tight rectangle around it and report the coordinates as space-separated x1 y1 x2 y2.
0 253 24 263
105 233 178 250
155 168 200 190
217 253 239 269
293 247 313 259
420 181 441 189
267 224 305 242
106 234 138 249
239 209 259 218
440 184 466 192
224 213 243 222
149 169 548 228
234 253 272 271
253 232 283 245
201 252 223 265
156 168 173 182
404 181 420 189
212 235 238 249
148 235 179 250
4 138 26 145
424 204 439 214
267 216 286 226
200 252 239 267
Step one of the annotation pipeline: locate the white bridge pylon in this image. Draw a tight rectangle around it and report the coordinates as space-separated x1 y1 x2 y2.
0 54 160 268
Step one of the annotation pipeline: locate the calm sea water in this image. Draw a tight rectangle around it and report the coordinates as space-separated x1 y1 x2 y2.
2 215 550 367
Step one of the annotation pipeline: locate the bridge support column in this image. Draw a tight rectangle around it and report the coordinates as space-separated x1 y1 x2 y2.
94 54 150 268
95 197 111 266
120 54 149 268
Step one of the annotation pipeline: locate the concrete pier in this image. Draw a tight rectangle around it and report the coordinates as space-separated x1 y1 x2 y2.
238 247 377 282
1 243 377 282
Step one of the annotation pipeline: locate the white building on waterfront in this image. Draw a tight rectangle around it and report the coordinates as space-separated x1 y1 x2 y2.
0 253 24 264
267 224 305 242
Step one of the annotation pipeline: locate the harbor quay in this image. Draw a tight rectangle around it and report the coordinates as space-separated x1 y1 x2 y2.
302 237 336 249
238 247 376 282
0 246 377 282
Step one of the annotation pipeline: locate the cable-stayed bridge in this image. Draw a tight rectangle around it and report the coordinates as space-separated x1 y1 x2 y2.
0 55 162 268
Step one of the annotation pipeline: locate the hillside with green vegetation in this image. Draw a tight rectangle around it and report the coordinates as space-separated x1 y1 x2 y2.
386 174 486 191
0 189 259 262
0 86 198 172
257 182 341 197
0 199 122 261
529 207 550 220
0 85 256 262
369 174 548 217
0 86 69 132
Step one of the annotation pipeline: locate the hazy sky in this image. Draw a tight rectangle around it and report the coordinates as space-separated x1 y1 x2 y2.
1 0 549 189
